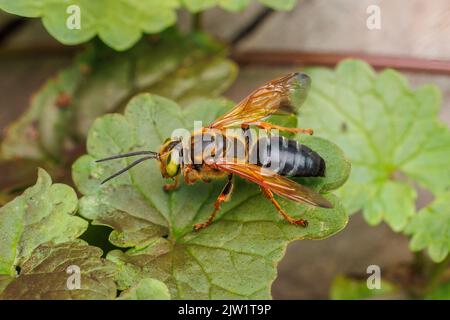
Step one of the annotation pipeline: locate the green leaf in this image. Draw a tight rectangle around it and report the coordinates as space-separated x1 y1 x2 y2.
182 0 217 12
0 159 58 206
118 278 171 300
181 0 298 13
258 0 297 11
1 31 237 161
0 240 117 299
0 169 87 276
425 281 450 300
72 93 349 299
0 0 298 49
330 275 396 300
301 60 450 232
0 0 179 51
405 192 450 262
219 0 252 12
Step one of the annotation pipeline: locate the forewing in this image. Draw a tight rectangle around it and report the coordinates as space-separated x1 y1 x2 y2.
209 73 311 129
213 160 332 208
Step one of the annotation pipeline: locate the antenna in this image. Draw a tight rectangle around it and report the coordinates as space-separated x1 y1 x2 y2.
96 151 159 184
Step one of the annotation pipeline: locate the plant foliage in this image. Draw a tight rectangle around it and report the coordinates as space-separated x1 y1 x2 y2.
71 93 350 299
0 0 298 50
300 60 450 262
330 275 397 300
0 169 172 299
1 31 236 162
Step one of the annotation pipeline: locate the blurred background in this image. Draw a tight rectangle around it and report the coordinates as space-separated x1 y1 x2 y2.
0 0 449 299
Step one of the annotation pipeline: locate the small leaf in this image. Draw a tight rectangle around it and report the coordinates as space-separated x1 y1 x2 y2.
118 278 170 300
330 275 397 300
73 93 349 299
405 192 450 263
301 60 450 232
0 240 117 299
0 169 87 276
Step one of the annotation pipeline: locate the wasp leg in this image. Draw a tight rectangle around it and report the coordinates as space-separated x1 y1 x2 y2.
244 121 313 135
194 174 234 231
184 165 200 185
260 187 308 227
163 175 179 191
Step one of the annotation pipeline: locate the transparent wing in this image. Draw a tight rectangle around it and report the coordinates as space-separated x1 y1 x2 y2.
209 72 311 129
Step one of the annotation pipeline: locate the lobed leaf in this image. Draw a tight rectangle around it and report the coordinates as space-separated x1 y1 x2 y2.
301 60 450 232
0 172 168 300
0 0 298 50
72 93 349 299
0 240 117 299
0 0 179 51
0 169 87 276
405 192 450 262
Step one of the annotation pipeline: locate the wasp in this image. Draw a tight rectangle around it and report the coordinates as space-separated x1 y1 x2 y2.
96 73 332 231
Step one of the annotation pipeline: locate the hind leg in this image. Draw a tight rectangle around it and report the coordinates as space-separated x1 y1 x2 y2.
261 187 308 227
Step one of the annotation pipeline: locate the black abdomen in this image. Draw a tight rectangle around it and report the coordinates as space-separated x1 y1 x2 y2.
250 136 325 177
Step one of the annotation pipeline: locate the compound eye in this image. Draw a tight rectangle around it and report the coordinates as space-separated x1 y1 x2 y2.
165 151 180 177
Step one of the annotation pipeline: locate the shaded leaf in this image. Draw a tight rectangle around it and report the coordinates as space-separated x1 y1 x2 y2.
1 31 237 162
0 159 58 206
330 275 397 300
301 60 450 231
1 60 83 160
405 192 450 262
0 240 117 299
0 169 87 276
72 93 349 299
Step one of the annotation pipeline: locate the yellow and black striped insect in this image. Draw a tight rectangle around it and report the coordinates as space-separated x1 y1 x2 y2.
97 73 332 231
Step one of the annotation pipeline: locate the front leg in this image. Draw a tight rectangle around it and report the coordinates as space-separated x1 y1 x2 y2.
194 174 234 231
184 165 201 185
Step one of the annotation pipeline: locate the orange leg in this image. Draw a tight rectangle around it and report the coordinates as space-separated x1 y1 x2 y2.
194 174 234 231
261 187 308 227
163 175 179 191
183 165 200 185
244 121 313 135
